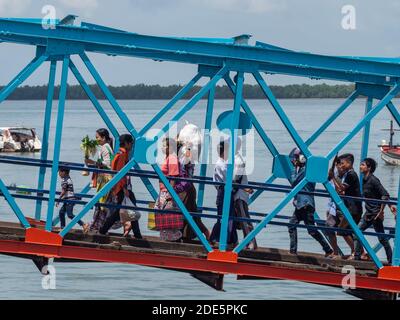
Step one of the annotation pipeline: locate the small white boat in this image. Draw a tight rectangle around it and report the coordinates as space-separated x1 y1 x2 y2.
0 127 42 153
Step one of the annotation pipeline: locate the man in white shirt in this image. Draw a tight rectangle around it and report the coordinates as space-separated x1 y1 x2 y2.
233 138 258 250
210 140 238 245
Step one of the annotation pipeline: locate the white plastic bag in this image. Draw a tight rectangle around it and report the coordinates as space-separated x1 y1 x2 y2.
119 196 141 223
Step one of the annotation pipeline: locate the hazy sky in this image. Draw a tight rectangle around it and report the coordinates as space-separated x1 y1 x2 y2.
0 0 399 86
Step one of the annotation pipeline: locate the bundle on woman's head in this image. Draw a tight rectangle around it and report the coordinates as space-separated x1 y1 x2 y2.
178 123 202 165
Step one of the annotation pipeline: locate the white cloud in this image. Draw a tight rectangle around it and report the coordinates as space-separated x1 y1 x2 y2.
0 0 31 15
58 0 98 10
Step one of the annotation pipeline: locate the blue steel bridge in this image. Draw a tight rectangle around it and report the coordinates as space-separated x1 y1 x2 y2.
0 15 399 299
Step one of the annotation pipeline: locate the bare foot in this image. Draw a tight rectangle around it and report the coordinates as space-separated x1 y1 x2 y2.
82 223 90 234
123 222 132 237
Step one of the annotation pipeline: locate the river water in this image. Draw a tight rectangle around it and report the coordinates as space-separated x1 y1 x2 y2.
0 98 399 300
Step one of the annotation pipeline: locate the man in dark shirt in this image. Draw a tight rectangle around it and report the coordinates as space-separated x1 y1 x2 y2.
332 154 363 257
353 158 397 263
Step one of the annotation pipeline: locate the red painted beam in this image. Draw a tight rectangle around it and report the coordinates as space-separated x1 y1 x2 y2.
0 239 399 293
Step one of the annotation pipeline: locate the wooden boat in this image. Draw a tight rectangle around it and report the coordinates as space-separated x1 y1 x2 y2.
379 121 400 166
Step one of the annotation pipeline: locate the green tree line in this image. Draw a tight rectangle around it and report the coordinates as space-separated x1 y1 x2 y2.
0 83 357 100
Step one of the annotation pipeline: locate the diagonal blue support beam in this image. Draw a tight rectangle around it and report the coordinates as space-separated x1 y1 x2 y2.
139 73 204 136
197 85 216 209
360 97 373 190
152 165 213 252
0 55 47 104
326 84 400 160
234 179 308 254
69 60 120 140
306 91 359 146
35 60 57 220
80 52 157 200
154 66 229 141
387 101 400 127
219 72 244 251
52 183 93 227
80 52 138 137
60 157 137 237
254 72 312 158
45 56 70 232
224 76 279 157
324 181 383 268
0 179 30 228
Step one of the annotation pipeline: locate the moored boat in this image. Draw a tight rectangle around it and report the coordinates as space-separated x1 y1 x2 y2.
0 127 42 153
379 120 400 166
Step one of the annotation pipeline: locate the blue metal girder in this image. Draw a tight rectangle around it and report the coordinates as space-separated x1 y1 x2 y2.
197 85 216 209
0 55 47 103
360 97 373 190
387 102 400 127
254 72 312 158
45 56 70 231
224 75 280 157
1 18 400 85
234 179 308 253
152 165 213 252
327 84 400 160
306 91 359 146
154 66 228 141
219 72 244 251
139 72 204 136
0 179 31 228
79 52 158 200
324 182 383 268
60 156 138 236
35 60 57 220
69 60 120 140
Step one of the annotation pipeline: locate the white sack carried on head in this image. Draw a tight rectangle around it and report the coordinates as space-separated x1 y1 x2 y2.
178 123 202 164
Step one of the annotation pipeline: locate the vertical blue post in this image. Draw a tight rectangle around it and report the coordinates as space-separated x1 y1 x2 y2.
360 97 373 190
45 56 70 232
197 85 215 209
219 72 244 251
35 60 57 220
393 177 400 266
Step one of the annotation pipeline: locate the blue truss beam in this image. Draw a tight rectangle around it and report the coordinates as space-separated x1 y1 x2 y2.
35 60 57 220
0 18 400 85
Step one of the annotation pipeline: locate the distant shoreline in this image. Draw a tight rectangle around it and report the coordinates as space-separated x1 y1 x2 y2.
0 83 362 100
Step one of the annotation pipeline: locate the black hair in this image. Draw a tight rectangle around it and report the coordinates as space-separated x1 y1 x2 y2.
340 153 355 165
218 140 227 158
59 167 70 174
97 128 113 149
163 137 177 154
363 158 377 173
119 134 134 148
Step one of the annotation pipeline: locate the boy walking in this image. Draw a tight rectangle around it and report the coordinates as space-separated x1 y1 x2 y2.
353 158 397 263
332 154 363 257
57 168 89 232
